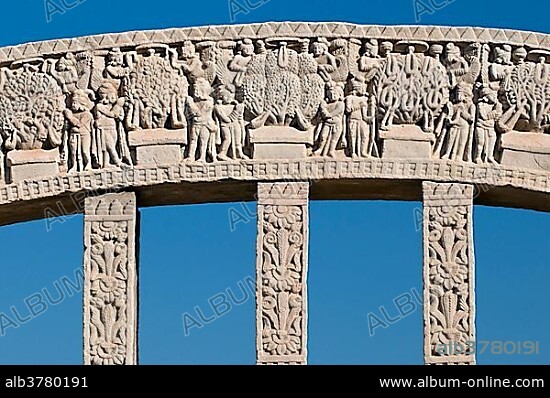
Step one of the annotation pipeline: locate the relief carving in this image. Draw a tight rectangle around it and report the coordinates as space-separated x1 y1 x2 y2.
423 182 475 365
1 26 550 185
84 192 137 365
0 60 65 152
257 182 308 364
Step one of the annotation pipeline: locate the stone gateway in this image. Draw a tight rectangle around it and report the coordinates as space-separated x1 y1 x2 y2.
0 22 549 365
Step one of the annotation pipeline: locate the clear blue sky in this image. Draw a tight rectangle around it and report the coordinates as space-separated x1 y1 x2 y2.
0 0 548 365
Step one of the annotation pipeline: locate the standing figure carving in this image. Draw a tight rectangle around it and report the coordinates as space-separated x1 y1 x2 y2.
440 84 476 162
474 87 502 164
214 88 248 161
94 82 128 168
313 83 345 158
345 78 372 158
187 78 216 162
65 89 95 172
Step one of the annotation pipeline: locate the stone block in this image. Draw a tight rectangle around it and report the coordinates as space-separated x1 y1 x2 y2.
250 126 312 159
380 125 434 159
128 128 187 165
500 132 550 172
6 149 60 183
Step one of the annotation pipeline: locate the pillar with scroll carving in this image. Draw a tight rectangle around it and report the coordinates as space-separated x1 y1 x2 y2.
83 192 139 365
256 182 309 365
422 182 475 365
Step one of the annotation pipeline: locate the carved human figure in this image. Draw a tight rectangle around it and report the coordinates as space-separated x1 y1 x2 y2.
444 43 470 88
297 39 327 122
422 44 444 73
463 43 482 87
170 40 217 86
327 39 349 83
170 41 198 80
474 88 502 164
229 39 255 88
215 40 238 87
441 84 476 162
64 89 95 172
256 40 267 55
380 41 394 59
523 50 550 131
488 45 513 91
512 46 527 65
313 83 345 157
196 42 218 85
358 39 381 86
532 54 550 85
214 88 247 161
104 47 134 92
187 78 216 162
48 53 79 94
312 39 337 82
345 79 373 158
94 82 128 168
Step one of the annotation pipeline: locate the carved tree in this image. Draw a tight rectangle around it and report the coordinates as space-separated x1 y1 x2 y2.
0 64 65 152
127 47 188 131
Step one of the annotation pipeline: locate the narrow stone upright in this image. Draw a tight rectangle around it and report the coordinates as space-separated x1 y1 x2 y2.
422 182 475 365
256 182 309 365
83 192 139 365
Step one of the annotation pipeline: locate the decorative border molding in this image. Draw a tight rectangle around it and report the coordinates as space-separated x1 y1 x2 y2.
0 159 548 209
1 22 549 66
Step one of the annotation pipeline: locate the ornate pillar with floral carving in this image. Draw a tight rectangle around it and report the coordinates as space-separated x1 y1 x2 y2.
423 182 475 365
256 182 309 365
83 192 139 365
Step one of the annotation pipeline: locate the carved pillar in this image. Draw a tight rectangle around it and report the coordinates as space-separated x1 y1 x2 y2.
83 192 139 365
256 182 309 365
423 182 475 365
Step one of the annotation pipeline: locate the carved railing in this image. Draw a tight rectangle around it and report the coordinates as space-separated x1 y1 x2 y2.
0 23 548 365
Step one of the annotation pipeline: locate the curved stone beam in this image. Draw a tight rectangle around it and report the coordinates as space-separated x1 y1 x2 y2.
0 158 548 226
0 22 548 228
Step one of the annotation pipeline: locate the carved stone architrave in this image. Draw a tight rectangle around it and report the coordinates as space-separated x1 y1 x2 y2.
2 23 550 191
423 182 475 365
84 192 139 365
256 182 309 365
